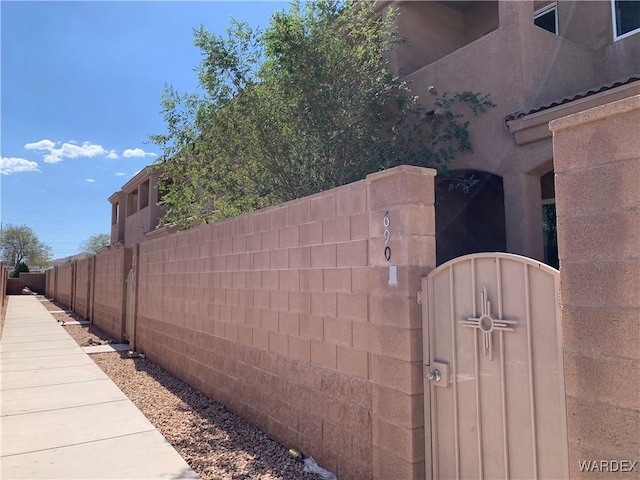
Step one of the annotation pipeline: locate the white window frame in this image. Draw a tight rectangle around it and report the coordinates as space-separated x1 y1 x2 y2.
612 0 640 41
534 2 559 35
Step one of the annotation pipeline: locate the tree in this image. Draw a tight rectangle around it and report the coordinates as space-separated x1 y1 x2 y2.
79 233 110 256
150 0 494 229
10 262 29 278
0 224 52 269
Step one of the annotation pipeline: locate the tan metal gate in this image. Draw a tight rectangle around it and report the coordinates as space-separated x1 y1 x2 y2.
421 253 568 479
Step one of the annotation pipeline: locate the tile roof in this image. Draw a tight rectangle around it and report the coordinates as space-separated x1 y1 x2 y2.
505 75 640 122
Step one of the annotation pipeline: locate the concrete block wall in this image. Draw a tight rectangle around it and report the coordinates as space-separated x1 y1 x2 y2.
6 279 26 295
6 272 46 295
92 245 131 341
74 257 93 319
19 273 46 294
45 268 54 298
55 264 74 309
551 95 640 477
134 166 437 480
1 263 7 305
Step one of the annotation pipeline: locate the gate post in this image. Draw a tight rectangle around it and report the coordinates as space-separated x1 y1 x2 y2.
53 266 58 302
551 96 640 476
127 244 140 351
71 261 76 312
366 166 437 480
119 246 133 342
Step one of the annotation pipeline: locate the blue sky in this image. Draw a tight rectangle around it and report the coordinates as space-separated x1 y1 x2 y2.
1 0 288 259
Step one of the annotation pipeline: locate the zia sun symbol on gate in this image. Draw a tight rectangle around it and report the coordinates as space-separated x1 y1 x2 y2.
458 287 517 361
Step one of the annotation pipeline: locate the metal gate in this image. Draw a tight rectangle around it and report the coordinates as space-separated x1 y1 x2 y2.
420 253 568 479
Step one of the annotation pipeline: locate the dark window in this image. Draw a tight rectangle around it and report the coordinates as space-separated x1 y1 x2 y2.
139 180 150 209
613 0 640 39
541 171 558 269
535 3 558 34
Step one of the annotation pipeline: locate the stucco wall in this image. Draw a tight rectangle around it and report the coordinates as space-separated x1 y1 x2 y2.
388 0 640 264
125 206 152 246
132 166 436 480
93 245 132 341
551 95 640 477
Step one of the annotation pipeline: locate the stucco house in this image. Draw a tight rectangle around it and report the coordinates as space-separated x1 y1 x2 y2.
112 1 639 269
109 167 166 246
379 0 639 266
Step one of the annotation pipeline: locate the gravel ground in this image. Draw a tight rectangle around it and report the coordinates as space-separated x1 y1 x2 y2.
48 300 320 480
40 297 70 312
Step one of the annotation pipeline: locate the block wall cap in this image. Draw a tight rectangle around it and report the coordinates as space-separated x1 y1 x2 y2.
366 166 437 182
550 94 640 132
144 225 176 239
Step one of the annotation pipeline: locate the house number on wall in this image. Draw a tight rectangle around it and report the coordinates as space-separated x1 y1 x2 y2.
383 211 391 261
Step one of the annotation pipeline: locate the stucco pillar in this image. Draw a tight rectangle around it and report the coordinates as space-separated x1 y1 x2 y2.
502 171 544 261
109 191 126 244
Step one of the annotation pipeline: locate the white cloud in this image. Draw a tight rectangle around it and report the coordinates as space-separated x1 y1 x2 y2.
1 157 40 175
24 139 56 151
44 141 107 164
24 138 108 164
115 172 127 176
23 138 156 164
123 148 157 158
85 178 96 183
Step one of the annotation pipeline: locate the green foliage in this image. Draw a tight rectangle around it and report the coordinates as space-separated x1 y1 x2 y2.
0 224 52 269
150 0 494 229
79 233 110 256
10 262 29 278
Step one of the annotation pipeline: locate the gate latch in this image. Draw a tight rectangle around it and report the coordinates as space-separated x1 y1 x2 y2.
425 361 449 388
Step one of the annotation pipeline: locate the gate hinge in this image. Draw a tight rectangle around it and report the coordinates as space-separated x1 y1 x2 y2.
417 290 423 305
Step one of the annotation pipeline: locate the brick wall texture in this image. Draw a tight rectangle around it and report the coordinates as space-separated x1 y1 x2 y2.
6 279 23 295
46 166 436 479
552 95 640 478
13 273 46 294
55 264 73 309
132 166 437 480
45 268 54 298
92 245 131 341
74 257 92 319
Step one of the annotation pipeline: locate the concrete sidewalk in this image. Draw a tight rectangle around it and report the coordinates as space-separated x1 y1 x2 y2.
0 296 199 479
